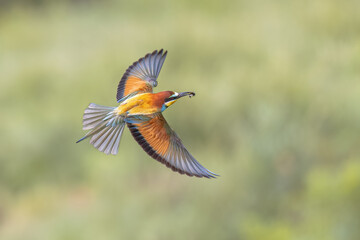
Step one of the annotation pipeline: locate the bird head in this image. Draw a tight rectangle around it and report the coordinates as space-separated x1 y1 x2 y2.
161 91 195 111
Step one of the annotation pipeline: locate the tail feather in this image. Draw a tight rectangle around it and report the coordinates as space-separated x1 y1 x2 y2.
77 103 125 155
82 103 114 130
91 124 124 155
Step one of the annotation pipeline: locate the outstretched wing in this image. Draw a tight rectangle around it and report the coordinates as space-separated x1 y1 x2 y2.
116 49 168 102
126 113 218 178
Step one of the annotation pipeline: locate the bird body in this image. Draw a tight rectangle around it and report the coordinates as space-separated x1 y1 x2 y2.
115 91 173 116
77 50 217 178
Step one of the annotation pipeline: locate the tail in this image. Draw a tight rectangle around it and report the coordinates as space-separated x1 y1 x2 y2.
76 103 125 155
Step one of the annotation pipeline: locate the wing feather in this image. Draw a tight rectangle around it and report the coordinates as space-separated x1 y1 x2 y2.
126 113 218 178
117 49 168 101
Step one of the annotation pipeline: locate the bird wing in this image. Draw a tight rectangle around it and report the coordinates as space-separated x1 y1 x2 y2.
126 113 218 178
116 49 168 102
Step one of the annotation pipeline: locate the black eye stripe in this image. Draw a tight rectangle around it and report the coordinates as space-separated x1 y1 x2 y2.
165 96 177 102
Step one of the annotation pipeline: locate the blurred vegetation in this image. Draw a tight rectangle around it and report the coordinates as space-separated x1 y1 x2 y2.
1 0 360 239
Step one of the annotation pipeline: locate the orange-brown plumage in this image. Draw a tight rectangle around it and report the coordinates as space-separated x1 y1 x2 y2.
77 49 217 178
123 76 152 97
131 114 171 156
148 91 174 108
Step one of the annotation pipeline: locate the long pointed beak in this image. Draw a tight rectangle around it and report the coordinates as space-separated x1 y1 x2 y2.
178 92 195 98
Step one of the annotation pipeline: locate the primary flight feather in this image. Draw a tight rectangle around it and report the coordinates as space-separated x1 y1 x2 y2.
77 49 217 178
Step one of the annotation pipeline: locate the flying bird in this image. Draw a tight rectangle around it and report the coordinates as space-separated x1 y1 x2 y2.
77 49 217 178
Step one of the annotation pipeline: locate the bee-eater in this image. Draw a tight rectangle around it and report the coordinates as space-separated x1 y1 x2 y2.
77 49 217 178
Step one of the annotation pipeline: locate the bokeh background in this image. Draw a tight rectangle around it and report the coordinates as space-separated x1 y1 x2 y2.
1 0 360 239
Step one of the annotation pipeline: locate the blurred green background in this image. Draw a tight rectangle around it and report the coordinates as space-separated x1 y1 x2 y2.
1 0 360 239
